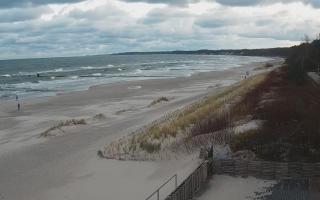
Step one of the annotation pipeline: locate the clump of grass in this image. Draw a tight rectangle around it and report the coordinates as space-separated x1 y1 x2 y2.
149 96 169 107
190 110 230 137
115 108 136 115
264 63 273 68
93 113 106 120
139 140 161 153
40 118 87 137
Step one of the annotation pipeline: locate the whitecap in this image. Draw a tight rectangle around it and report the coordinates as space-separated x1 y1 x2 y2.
92 73 102 76
54 68 63 72
1 74 11 77
71 76 79 79
108 64 114 67
17 71 33 76
117 68 123 71
134 69 143 74
81 66 94 70
128 85 142 90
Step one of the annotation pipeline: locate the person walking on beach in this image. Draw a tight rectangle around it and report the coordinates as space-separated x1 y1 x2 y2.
16 94 21 111
15 95 21 111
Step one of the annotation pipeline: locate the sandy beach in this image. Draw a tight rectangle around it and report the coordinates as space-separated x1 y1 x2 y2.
0 58 283 200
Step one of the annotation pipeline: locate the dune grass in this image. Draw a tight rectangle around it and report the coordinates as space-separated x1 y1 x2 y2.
149 96 169 107
141 73 266 140
102 72 269 158
93 113 106 120
40 118 87 137
103 65 320 162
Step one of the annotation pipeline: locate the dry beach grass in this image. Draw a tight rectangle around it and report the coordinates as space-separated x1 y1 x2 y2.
101 72 270 160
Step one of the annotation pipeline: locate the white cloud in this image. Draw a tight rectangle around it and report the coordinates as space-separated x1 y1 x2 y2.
0 0 319 59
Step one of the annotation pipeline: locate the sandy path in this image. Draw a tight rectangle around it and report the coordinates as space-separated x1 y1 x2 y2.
0 58 282 200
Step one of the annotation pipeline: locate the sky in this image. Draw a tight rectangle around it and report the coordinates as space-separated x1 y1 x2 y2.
0 0 319 59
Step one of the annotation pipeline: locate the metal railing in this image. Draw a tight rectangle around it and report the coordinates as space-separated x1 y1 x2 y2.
165 161 210 200
145 174 178 200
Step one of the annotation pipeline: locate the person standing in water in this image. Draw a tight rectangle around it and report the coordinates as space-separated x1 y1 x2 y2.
18 102 20 111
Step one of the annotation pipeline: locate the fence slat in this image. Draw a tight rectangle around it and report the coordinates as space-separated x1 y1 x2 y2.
165 161 211 200
214 159 320 180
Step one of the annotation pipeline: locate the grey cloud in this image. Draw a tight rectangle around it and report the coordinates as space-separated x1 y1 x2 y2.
195 18 233 28
215 0 263 6
0 0 86 8
119 0 200 6
194 7 239 28
0 0 318 59
140 7 192 24
121 0 320 7
0 6 51 23
239 29 306 41
0 4 147 59
68 6 127 21
215 0 320 7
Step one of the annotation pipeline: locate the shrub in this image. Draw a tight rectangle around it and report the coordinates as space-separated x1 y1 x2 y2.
149 96 169 106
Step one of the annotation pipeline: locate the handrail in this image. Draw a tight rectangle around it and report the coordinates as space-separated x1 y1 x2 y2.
145 174 178 200
161 161 210 200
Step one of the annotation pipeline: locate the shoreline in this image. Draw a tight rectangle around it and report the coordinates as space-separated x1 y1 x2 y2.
0 57 277 103
0 57 283 200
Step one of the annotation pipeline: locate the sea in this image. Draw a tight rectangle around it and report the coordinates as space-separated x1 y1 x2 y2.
0 54 272 100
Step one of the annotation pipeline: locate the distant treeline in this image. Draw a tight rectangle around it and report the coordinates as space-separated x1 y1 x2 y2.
115 48 291 57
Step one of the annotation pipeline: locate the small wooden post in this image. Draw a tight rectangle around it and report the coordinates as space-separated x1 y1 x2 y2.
175 174 177 189
157 190 159 200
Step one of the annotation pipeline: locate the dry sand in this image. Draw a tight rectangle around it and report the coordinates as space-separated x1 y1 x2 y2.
196 175 276 200
0 58 283 200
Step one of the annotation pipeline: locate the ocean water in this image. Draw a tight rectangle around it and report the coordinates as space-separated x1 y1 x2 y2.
0 54 272 100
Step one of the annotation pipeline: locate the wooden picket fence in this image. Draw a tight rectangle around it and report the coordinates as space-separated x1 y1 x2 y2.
213 159 320 180
165 160 213 200
145 158 320 200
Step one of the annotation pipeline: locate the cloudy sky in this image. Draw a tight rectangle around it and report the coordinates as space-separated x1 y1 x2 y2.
0 0 319 59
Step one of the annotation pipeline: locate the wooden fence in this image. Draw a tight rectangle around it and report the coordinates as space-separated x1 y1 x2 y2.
165 160 213 200
213 159 320 180
145 158 320 200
